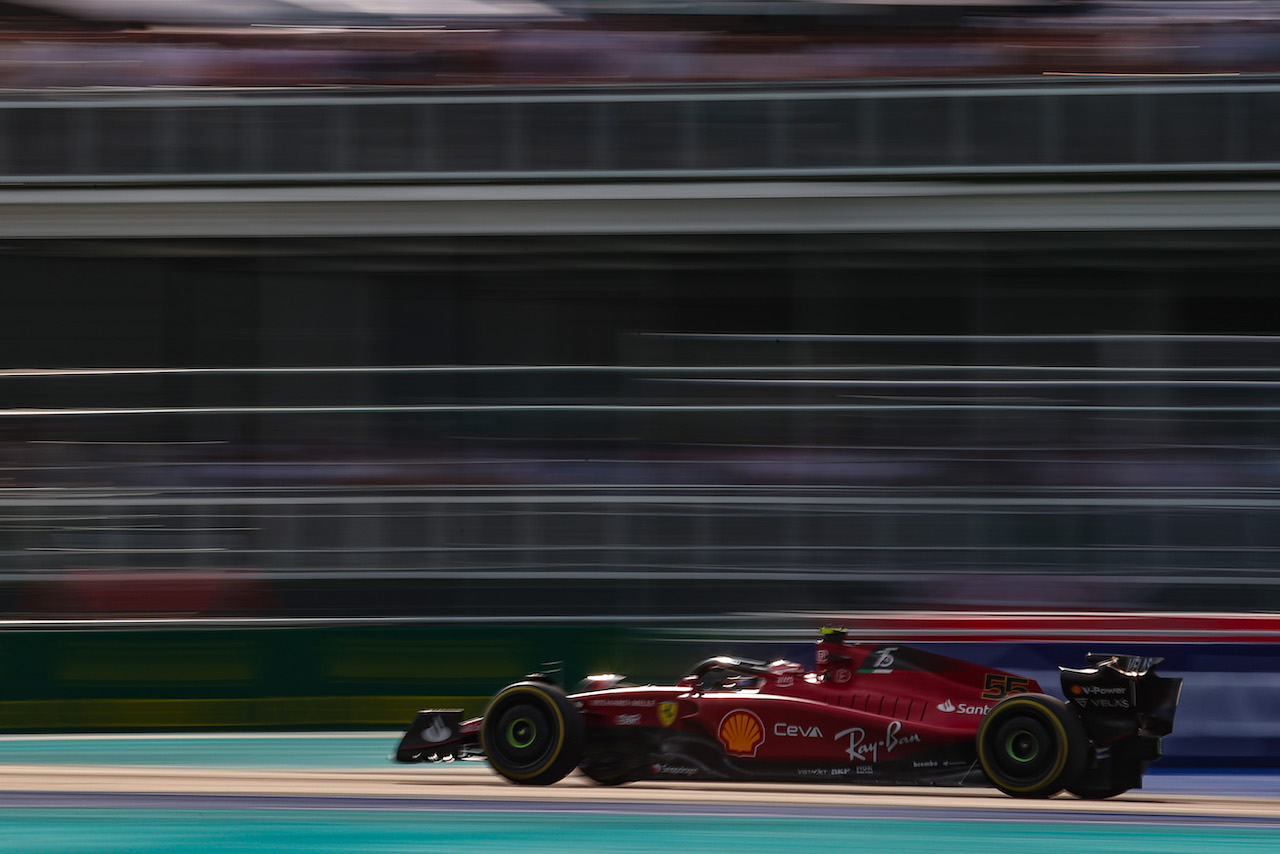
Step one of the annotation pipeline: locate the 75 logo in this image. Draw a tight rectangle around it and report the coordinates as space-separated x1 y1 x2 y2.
979 674 1031 701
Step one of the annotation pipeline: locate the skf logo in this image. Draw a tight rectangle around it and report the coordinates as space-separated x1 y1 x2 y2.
718 710 765 757
936 699 956 713
657 701 679 728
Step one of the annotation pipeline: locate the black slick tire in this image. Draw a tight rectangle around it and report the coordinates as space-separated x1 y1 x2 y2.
480 681 585 785
976 692 1087 798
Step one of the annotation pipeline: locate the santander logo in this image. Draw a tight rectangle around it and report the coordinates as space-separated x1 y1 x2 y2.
936 699 992 716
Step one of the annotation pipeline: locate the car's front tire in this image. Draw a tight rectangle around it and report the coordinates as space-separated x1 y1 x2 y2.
480 681 585 785
976 693 1087 798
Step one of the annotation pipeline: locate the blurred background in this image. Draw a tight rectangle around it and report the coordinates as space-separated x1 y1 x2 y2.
0 0 1278 765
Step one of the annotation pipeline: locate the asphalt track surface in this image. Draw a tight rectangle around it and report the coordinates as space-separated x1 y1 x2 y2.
2 734 1280 853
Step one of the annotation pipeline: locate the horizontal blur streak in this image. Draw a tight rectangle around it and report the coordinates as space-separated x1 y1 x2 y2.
1 331 1278 615
1 80 1278 187
7 405 1280 414
0 0 1277 89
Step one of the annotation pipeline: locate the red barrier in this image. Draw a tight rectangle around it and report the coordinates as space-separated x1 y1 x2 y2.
819 612 1280 644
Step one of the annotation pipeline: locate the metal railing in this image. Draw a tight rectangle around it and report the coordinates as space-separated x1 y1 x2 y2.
1 78 1277 184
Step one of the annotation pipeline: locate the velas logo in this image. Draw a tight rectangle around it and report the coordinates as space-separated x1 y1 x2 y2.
657 701 679 728
718 710 765 757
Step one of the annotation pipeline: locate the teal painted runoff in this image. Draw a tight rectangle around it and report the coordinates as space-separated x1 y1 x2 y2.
2 809 1278 854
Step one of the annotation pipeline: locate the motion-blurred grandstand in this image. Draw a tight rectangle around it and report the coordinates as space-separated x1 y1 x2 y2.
0 0 1276 85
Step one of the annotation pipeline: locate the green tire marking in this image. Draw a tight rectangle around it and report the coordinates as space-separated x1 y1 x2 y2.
507 717 537 749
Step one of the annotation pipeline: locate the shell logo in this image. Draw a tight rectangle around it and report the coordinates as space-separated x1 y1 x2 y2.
718 710 765 757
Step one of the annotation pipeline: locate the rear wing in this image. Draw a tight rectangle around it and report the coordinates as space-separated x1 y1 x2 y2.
1062 653 1182 738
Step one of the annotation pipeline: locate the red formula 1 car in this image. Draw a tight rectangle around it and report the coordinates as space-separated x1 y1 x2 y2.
395 627 1181 799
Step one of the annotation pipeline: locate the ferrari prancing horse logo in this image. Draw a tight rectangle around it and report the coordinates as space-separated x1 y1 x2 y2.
658 701 679 727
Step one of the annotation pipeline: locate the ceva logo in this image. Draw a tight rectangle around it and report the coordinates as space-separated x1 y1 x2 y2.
936 700 956 713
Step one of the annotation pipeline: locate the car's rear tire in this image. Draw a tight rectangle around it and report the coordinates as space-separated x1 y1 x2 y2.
976 693 1087 798
480 681 585 785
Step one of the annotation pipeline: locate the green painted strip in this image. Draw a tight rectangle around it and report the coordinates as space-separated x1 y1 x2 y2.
0 623 653 731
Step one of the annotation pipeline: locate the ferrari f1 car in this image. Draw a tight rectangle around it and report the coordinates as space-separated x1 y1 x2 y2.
394 627 1181 799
